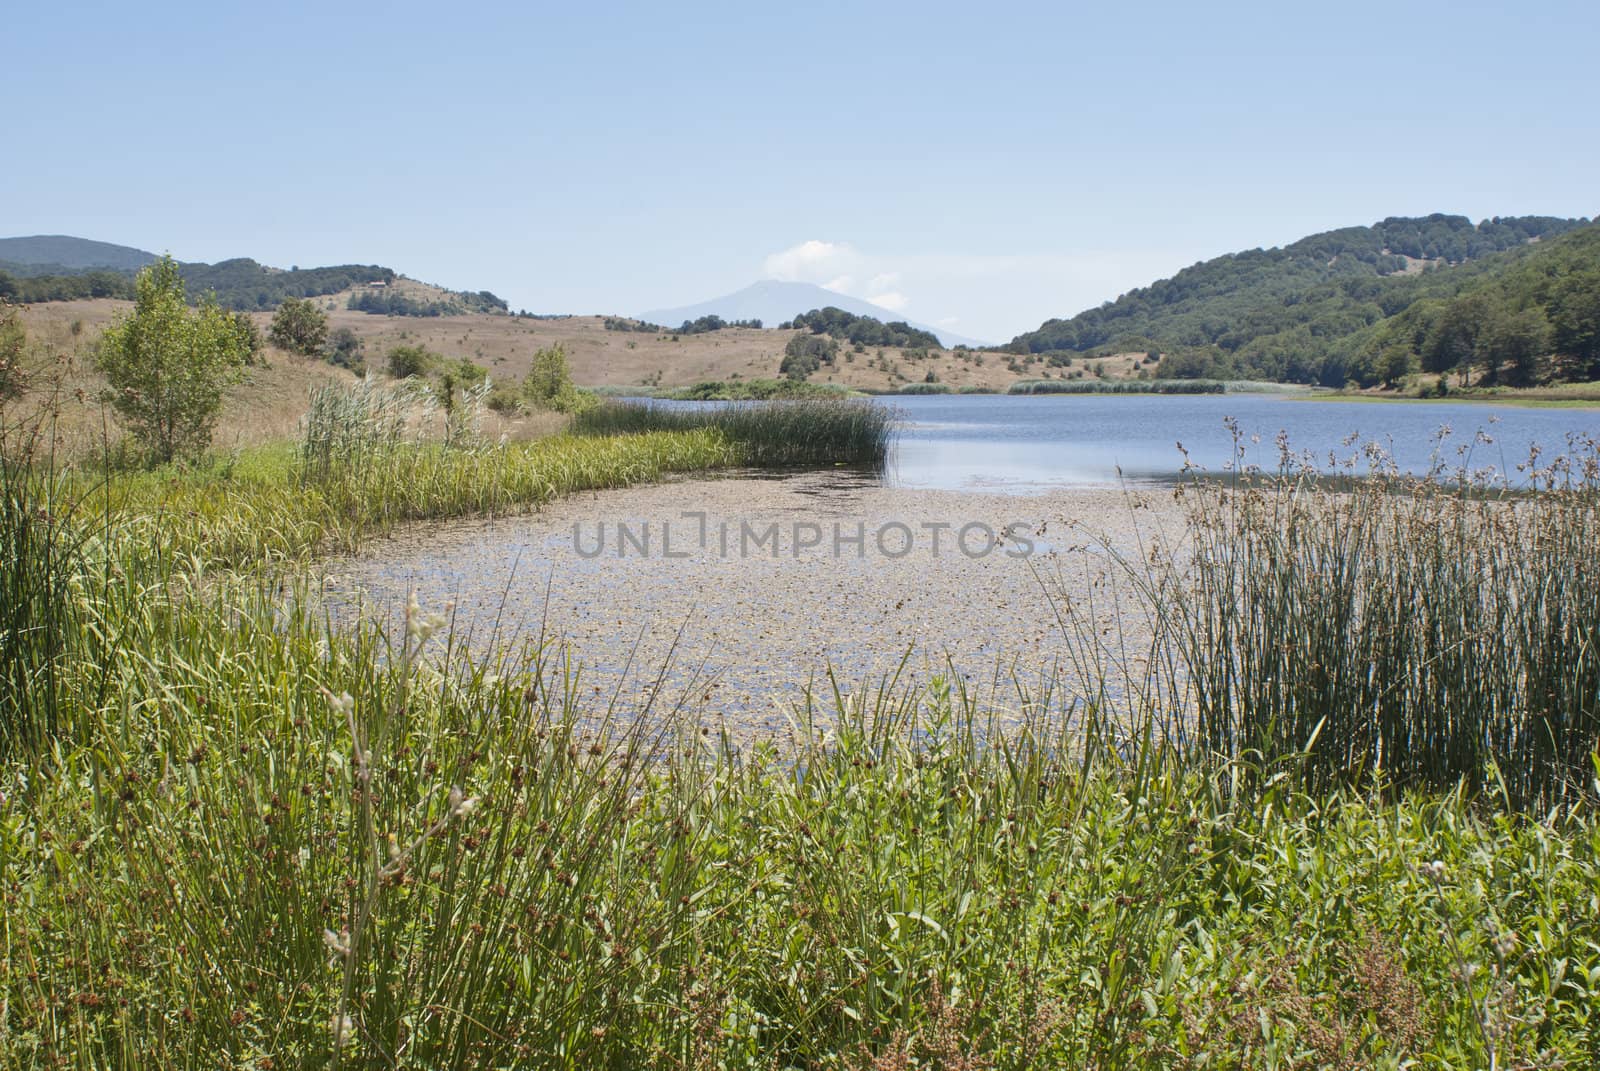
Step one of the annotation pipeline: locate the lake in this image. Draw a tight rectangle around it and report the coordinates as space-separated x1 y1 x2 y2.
877 393 1600 491
331 393 1600 733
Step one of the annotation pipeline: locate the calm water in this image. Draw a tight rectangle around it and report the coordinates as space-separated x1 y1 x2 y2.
878 393 1600 491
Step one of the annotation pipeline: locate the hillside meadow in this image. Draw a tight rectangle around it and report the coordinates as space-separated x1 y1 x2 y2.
14 297 1148 399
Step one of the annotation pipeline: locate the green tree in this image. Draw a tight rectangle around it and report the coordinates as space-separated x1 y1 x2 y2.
1550 271 1600 381
324 327 364 370
225 310 264 364
386 344 437 379
521 345 589 412
97 256 249 463
268 297 329 356
1484 306 1549 388
0 304 25 402
1375 343 1413 389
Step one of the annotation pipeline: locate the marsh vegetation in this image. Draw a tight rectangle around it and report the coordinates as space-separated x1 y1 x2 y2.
1 337 1598 1067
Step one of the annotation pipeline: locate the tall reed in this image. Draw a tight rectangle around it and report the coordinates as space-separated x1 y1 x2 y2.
1060 429 1600 809
572 398 897 468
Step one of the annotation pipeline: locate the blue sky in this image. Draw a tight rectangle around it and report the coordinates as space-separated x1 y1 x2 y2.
4 0 1597 341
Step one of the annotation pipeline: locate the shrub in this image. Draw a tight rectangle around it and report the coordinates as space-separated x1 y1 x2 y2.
780 334 838 380
268 297 329 356
521 345 591 413
0 305 24 401
386 344 438 379
324 326 364 370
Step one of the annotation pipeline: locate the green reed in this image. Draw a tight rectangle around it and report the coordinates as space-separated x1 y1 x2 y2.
571 398 897 468
4 559 1596 1068
1056 429 1600 810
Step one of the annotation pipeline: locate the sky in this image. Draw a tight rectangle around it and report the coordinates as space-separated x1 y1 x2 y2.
4 0 1598 342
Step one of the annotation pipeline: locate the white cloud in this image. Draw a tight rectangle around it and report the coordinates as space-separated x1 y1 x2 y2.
760 238 1194 342
763 240 861 283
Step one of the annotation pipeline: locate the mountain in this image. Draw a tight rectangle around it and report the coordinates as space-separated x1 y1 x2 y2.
0 235 158 275
1007 213 1594 385
639 280 988 348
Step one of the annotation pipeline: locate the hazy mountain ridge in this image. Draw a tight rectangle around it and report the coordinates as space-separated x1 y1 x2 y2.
0 235 158 274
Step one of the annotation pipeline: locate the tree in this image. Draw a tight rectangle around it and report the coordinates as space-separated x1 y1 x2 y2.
1484 306 1549 388
1375 343 1413 389
268 297 328 356
521 345 590 412
0 304 25 402
780 334 838 380
386 344 437 379
324 327 364 370
97 256 249 463
1550 271 1600 381
225 310 264 364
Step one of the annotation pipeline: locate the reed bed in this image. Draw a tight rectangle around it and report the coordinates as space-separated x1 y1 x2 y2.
3 560 1596 1068
572 398 896 468
1051 430 1600 810
4 397 1600 1066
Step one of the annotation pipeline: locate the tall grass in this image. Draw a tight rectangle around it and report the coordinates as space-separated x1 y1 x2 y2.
6 393 1600 1065
5 561 1597 1068
0 451 83 755
572 398 896 468
1057 429 1600 809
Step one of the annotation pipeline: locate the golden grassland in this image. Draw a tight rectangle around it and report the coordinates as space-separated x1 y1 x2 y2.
15 295 1154 397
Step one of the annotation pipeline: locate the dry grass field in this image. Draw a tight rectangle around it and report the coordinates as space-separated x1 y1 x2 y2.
14 290 1157 398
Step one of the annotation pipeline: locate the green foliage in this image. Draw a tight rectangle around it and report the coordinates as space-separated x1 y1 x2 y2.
0 457 87 756
572 399 895 467
6 423 1600 1066
95 256 250 463
0 305 24 401
385 343 438 379
224 309 264 365
521 344 591 413
780 332 839 380
268 297 329 356
1104 434 1600 808
1011 215 1595 386
792 305 941 348
183 259 394 310
603 316 664 333
323 326 364 370
347 288 507 317
0 268 135 303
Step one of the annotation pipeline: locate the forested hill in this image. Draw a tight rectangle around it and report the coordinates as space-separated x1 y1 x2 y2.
1007 214 1595 386
0 236 506 315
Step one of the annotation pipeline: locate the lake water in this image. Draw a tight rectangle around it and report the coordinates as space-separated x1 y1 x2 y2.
877 393 1600 491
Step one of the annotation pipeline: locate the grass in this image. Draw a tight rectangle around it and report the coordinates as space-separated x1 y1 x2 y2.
4 573 1597 1068
1044 426 1600 811
3 385 1599 1067
572 398 896 468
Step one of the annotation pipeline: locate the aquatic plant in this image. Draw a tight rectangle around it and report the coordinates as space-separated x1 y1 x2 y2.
572 397 897 468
